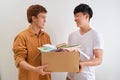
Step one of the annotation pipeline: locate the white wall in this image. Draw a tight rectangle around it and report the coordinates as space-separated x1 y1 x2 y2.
0 0 120 80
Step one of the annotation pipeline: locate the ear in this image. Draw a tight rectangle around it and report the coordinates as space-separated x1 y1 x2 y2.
32 16 37 22
85 13 89 20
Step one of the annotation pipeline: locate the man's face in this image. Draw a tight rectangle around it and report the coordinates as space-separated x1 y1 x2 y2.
33 12 46 29
74 12 89 28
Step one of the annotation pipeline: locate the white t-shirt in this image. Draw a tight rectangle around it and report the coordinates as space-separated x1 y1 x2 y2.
67 29 104 80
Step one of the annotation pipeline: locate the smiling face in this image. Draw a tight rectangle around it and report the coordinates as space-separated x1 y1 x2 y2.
74 12 89 28
73 4 93 28
32 12 46 29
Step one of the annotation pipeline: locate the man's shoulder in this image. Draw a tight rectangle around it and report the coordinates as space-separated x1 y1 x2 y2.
14 29 28 39
90 29 103 40
92 29 102 35
42 31 50 37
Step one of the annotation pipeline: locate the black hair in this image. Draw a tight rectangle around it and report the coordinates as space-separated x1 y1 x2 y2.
74 4 93 20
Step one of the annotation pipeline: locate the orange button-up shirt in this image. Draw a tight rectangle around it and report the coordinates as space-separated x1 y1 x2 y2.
12 26 51 80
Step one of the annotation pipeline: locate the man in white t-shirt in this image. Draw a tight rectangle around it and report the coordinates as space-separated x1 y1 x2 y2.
66 3 104 80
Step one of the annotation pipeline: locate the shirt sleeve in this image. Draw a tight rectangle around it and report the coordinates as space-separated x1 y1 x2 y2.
93 33 104 50
12 34 27 68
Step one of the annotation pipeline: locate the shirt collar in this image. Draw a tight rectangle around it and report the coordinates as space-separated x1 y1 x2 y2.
27 25 44 37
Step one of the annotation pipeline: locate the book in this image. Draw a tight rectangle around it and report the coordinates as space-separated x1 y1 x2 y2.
56 43 80 49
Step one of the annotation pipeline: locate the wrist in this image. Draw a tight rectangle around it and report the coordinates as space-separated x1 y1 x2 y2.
80 61 85 66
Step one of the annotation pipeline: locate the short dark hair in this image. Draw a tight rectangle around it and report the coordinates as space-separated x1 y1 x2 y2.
74 4 93 20
27 4 47 23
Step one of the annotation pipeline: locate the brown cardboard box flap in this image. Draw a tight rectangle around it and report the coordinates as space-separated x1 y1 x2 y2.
41 52 79 72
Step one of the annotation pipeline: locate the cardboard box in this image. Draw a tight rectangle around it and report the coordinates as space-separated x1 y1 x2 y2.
41 52 79 72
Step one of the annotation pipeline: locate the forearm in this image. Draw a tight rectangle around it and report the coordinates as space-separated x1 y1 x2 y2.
19 61 51 75
79 49 103 66
81 57 102 66
19 61 36 72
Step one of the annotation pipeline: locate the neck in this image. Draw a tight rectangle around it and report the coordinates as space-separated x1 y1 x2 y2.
31 24 41 35
79 24 91 34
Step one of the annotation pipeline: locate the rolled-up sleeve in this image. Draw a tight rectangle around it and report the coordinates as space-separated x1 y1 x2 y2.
12 34 27 68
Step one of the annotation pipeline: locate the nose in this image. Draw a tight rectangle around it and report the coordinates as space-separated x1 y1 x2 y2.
44 19 46 23
74 18 77 22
